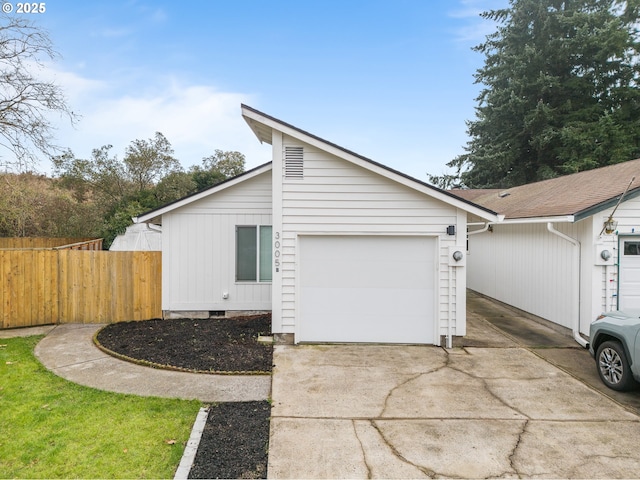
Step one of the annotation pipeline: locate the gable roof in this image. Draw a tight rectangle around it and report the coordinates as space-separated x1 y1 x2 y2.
449 159 640 222
134 162 273 224
241 104 498 221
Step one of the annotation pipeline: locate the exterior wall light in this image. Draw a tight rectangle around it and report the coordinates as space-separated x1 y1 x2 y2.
452 250 464 262
603 219 618 234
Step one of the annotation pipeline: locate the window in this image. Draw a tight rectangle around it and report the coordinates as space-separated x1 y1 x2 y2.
236 226 272 282
624 241 640 256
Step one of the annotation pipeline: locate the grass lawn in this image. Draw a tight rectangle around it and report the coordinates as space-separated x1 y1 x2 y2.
0 335 202 479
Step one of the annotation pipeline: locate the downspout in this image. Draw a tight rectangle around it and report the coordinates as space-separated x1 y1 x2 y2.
546 223 588 348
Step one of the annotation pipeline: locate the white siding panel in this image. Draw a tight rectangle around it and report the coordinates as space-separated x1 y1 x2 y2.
275 135 463 342
468 222 576 329
613 196 640 234
600 196 640 315
162 171 273 312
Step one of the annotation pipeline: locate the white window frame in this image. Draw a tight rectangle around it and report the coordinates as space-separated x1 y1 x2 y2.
235 225 272 283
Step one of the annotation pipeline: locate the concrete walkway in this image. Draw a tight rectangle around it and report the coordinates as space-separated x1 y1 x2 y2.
14 323 271 402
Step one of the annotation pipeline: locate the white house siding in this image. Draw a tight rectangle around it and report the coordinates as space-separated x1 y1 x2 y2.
273 134 466 343
162 171 273 313
468 222 579 331
468 200 640 337
593 196 640 314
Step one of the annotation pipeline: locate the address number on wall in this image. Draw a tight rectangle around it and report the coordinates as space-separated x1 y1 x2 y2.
274 231 281 272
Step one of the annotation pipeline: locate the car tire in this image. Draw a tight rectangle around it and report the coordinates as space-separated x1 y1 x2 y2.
596 340 635 391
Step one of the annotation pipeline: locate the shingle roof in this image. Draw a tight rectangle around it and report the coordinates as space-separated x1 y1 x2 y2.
448 189 501 202
449 159 640 221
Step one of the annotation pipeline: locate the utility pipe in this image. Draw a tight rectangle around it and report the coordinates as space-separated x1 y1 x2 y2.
447 265 453 349
604 264 608 313
546 223 588 348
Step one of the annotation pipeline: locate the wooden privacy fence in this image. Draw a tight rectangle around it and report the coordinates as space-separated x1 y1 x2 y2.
0 250 161 329
0 237 103 250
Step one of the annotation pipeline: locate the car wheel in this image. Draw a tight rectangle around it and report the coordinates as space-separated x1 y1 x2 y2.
596 341 635 391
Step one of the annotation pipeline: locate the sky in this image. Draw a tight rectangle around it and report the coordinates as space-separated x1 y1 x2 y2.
12 0 508 181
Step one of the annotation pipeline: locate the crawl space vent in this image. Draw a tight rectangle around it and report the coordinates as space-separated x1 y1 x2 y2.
284 146 304 179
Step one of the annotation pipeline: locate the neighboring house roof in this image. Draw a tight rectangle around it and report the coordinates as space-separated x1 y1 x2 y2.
241 104 498 221
449 159 640 222
449 189 501 202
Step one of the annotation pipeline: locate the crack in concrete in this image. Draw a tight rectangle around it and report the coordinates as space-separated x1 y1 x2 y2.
379 372 424 417
507 418 529 479
369 419 438 479
445 351 532 420
379 353 449 418
351 420 372 479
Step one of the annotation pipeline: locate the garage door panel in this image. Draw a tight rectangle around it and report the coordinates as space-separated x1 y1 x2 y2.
301 287 431 315
619 237 640 310
301 289 431 343
299 235 436 344
302 259 432 289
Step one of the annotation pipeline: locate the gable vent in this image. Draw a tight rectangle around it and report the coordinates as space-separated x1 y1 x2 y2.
284 146 304 179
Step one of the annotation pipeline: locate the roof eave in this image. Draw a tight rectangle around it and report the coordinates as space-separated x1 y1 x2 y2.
134 162 273 224
573 187 640 222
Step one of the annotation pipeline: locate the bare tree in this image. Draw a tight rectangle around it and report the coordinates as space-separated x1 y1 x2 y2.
0 14 77 171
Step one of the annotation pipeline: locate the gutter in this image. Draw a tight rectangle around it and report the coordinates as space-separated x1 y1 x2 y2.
502 215 574 225
467 223 492 235
546 223 588 348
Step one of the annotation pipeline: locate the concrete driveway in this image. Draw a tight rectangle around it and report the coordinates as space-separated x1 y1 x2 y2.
268 293 640 478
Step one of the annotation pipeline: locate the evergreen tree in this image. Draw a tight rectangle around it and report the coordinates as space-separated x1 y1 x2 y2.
439 0 640 188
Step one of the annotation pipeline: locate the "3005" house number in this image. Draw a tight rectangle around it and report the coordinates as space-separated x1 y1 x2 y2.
274 231 281 272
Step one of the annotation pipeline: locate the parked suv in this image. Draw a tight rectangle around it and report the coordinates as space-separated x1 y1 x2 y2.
589 310 640 391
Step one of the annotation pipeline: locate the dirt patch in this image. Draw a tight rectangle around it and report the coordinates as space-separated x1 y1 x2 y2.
95 314 273 374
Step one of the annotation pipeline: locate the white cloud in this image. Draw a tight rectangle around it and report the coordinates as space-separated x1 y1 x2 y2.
45 70 271 172
449 0 507 44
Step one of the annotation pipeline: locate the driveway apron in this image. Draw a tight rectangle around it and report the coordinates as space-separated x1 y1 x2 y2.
268 293 640 479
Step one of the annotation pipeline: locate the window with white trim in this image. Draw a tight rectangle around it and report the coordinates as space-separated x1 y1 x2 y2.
236 225 272 282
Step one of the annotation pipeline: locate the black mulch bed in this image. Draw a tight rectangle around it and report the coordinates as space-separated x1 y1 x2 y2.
95 314 273 373
188 401 271 479
94 314 273 478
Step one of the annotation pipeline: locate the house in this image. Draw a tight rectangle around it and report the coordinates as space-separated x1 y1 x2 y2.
451 160 640 346
134 105 498 346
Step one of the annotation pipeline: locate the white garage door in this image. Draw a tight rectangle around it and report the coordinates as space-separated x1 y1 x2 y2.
299 235 436 343
619 236 640 310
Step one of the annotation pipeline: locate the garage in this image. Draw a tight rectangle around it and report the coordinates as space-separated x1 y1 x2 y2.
619 236 640 310
298 235 436 343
